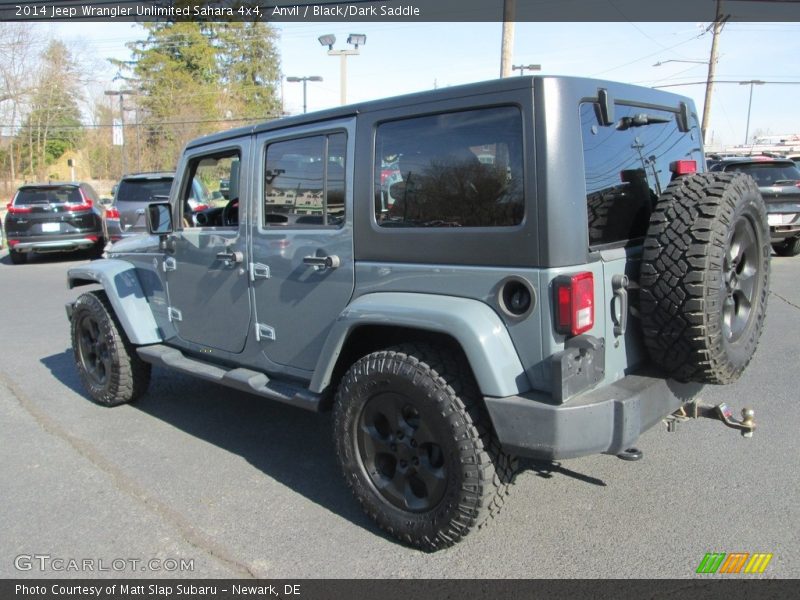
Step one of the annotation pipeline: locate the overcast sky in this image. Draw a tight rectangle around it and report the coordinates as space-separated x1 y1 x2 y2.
45 20 800 147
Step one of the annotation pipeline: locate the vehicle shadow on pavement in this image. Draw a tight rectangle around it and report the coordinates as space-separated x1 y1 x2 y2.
41 350 85 396
136 368 399 541
522 459 607 487
40 350 606 544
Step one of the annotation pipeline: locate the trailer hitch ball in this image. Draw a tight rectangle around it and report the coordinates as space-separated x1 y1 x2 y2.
740 408 755 438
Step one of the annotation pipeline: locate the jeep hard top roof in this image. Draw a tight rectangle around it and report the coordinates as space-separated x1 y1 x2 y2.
187 75 697 150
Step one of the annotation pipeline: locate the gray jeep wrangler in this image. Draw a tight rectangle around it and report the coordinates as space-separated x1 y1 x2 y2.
66 76 770 550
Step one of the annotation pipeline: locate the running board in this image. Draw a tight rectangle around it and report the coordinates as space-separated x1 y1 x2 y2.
136 344 321 412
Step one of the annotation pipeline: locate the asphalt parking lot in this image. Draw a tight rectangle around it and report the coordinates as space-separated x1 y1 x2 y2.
1 249 798 579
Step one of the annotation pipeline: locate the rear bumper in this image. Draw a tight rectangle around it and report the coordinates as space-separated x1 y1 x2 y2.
9 234 100 253
770 225 800 243
767 203 800 242
485 372 702 460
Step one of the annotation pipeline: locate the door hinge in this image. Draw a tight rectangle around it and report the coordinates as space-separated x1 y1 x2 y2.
163 256 177 272
249 262 271 281
168 307 183 322
255 322 276 342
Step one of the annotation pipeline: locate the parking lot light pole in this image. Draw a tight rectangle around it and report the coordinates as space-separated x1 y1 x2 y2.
740 80 765 145
318 34 366 105
286 76 323 114
512 64 541 76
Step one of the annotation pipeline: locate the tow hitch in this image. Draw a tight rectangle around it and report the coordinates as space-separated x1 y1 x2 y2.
666 401 756 438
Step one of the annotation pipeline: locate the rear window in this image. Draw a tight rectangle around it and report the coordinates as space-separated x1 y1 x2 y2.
14 186 81 205
374 106 525 228
116 178 173 202
580 102 702 247
723 162 800 186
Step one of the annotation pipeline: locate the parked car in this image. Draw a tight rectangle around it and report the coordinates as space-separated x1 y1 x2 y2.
103 172 222 243
66 76 769 550
709 157 800 256
4 182 104 264
102 172 175 242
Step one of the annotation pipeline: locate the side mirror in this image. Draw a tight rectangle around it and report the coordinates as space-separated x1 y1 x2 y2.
146 202 173 236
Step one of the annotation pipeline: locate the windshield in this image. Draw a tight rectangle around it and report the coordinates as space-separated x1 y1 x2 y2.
14 186 81 205
724 163 800 185
116 178 173 202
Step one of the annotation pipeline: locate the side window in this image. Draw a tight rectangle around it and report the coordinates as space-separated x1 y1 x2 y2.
374 106 524 228
264 132 347 227
182 150 240 228
581 102 702 247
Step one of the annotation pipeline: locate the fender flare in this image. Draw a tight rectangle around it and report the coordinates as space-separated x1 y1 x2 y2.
310 292 529 397
67 259 162 345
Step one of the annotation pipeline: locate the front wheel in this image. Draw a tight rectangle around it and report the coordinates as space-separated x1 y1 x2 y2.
333 343 516 550
71 291 151 406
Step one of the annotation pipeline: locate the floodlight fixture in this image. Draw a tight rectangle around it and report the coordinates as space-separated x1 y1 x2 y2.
347 33 367 48
318 34 336 50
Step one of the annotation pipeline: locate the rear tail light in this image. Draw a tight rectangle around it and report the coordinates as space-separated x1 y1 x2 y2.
105 207 120 219
7 239 19 247
6 202 32 214
554 272 595 336
66 189 93 212
193 204 209 212
86 235 99 242
670 160 697 176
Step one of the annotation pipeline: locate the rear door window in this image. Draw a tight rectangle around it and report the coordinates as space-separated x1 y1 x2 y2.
263 132 347 227
580 102 702 247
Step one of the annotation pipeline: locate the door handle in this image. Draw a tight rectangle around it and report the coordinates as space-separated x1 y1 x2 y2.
303 255 341 270
216 250 244 267
611 274 629 337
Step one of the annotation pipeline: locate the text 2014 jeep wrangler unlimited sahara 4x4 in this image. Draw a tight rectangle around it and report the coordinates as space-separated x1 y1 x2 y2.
66 76 770 550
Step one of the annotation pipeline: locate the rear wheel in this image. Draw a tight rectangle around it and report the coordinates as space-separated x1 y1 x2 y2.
773 236 800 257
333 343 516 550
9 249 27 265
640 172 770 384
71 291 151 406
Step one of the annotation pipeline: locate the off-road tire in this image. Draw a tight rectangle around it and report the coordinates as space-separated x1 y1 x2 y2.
333 343 516 550
71 290 151 406
640 172 770 384
773 236 800 257
9 249 27 264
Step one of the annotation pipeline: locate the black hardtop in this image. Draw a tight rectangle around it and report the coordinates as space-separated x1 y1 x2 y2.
187 75 691 148
185 75 696 151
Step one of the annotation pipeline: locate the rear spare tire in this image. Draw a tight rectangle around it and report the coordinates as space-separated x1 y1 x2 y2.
640 172 770 384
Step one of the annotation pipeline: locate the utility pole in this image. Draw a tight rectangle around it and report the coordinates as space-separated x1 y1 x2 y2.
500 0 515 78
701 0 724 144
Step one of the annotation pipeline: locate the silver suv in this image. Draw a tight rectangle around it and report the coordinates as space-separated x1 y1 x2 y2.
66 76 770 550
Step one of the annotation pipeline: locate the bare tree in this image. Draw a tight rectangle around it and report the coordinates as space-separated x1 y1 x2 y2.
0 24 40 190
